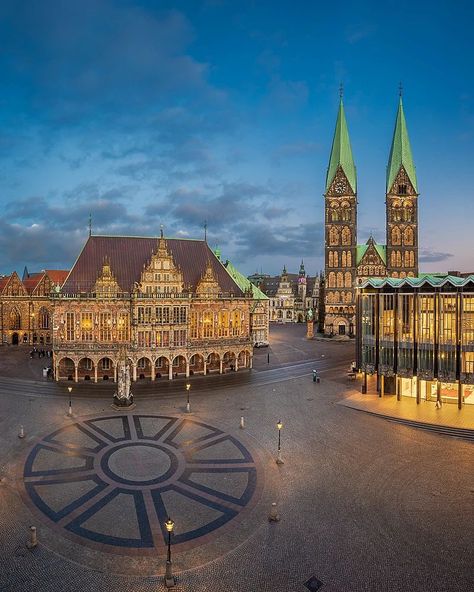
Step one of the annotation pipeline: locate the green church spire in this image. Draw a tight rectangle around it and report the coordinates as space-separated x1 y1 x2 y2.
387 96 418 193
326 97 357 193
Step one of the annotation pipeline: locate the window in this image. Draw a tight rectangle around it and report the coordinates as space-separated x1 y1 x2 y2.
180 307 187 324
329 251 334 267
66 312 75 341
218 310 229 337
9 309 21 330
419 295 435 341
231 310 242 336
336 272 344 288
328 272 336 288
439 295 456 344
99 312 112 341
329 227 339 246
102 358 110 370
344 272 352 288
203 311 213 338
398 184 407 195
173 329 186 347
190 311 198 339
341 226 351 245
117 313 129 341
462 296 474 345
391 226 401 246
403 227 414 246
81 312 93 341
39 307 49 330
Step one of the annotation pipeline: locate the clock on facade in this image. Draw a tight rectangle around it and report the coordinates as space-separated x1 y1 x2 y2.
335 180 345 194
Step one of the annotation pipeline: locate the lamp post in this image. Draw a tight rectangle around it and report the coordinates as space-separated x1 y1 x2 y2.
164 517 176 588
186 382 191 413
276 420 284 464
67 386 72 417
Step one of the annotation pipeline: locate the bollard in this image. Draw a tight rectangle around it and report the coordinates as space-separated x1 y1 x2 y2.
26 526 37 549
18 425 25 439
240 416 245 429
268 502 280 522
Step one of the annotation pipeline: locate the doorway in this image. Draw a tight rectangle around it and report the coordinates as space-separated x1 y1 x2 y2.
12 333 19 345
338 324 346 335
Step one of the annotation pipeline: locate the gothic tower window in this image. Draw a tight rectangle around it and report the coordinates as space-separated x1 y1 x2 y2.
334 251 339 267
404 251 410 267
392 202 402 222
409 251 415 267
9 309 20 330
337 272 344 288
344 272 352 287
391 226 401 245
403 202 414 222
403 226 414 245
347 251 352 266
39 307 50 330
329 227 340 245
397 251 402 267
342 251 346 267
330 205 339 222
334 291 340 303
398 184 407 195
329 251 334 267
341 202 351 221
341 226 351 245
328 272 336 288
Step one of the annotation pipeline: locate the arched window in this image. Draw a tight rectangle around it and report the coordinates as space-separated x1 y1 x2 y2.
346 291 352 303
39 307 49 330
328 272 336 288
390 252 396 267
347 251 352 267
341 202 351 222
391 226 401 246
400 271 407 279
392 203 402 222
329 227 339 246
392 271 399 278
334 251 339 267
404 251 410 267
342 251 346 267
344 272 352 287
403 202 414 222
329 251 334 267
9 308 20 330
337 272 344 288
396 251 402 267
403 227 414 245
231 309 242 336
409 251 415 267
334 291 340 303
341 226 351 245
363 265 369 275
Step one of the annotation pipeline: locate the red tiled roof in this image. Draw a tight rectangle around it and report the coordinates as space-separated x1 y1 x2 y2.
46 270 69 284
62 236 244 296
23 276 43 294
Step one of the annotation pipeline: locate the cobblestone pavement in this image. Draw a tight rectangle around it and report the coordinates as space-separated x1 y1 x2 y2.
0 326 473 591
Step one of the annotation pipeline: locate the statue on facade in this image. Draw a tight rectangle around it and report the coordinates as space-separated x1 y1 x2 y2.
113 349 134 408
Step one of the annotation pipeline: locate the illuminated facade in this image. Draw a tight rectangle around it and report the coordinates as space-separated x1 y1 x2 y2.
0 269 68 346
324 95 419 336
356 275 474 409
52 234 268 382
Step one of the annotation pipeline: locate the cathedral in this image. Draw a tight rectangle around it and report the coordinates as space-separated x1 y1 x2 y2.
324 94 419 336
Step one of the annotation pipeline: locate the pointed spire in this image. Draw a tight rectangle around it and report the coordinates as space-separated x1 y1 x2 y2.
89 213 92 237
387 95 418 193
299 260 305 276
326 96 356 193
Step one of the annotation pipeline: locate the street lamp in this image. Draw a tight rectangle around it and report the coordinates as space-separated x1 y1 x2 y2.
276 420 284 465
67 386 73 417
186 382 191 413
164 517 176 588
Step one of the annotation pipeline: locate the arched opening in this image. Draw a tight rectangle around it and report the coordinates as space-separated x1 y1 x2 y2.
58 357 75 381
238 350 250 369
9 309 20 331
172 355 187 378
98 357 114 381
78 357 94 381
11 332 19 345
189 353 204 375
223 351 236 372
137 357 152 380
155 356 170 379
207 352 220 374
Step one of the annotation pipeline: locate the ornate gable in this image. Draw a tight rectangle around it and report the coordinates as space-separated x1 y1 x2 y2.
139 234 184 295
326 166 355 198
94 258 121 295
387 165 417 196
3 272 27 296
33 273 52 296
196 261 221 297
357 240 387 278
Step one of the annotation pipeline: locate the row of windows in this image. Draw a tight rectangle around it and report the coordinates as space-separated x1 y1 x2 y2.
137 330 186 347
328 226 352 246
65 312 129 341
327 271 352 289
6 308 50 331
137 306 187 324
189 310 245 339
328 250 352 268
390 226 414 246
390 250 415 268
390 203 415 223
359 265 385 277
326 291 353 304
327 202 352 222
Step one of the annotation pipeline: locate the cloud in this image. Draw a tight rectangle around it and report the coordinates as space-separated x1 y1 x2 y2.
419 249 454 263
346 23 377 44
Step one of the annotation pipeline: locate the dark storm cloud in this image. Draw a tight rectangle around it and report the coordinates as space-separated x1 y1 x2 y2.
419 249 454 263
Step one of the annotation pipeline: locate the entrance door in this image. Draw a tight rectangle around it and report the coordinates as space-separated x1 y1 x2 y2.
12 333 19 345
338 324 346 335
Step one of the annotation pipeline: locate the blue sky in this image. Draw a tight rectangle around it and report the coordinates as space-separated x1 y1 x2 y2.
1 0 473 277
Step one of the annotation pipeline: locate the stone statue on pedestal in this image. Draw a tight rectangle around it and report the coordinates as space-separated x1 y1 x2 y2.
306 307 314 339
113 350 134 408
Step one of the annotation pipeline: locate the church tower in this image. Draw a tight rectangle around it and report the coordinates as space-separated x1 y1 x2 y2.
297 260 307 302
324 96 357 336
386 95 419 278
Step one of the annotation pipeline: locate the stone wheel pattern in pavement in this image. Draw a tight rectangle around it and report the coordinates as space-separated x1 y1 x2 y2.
23 415 257 554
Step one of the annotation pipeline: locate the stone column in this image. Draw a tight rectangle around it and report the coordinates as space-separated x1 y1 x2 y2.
151 364 155 381
249 355 253 369
94 364 98 383
185 360 190 378
169 364 173 380
74 364 78 383
113 364 117 383
235 358 239 372
132 363 137 382
219 360 223 374
203 361 207 375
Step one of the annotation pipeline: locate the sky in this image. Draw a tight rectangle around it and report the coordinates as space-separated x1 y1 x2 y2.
1 0 473 278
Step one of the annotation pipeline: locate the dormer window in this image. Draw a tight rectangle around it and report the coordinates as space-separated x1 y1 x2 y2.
398 184 407 195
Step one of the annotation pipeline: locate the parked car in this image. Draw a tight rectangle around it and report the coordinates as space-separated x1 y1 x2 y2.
254 341 269 348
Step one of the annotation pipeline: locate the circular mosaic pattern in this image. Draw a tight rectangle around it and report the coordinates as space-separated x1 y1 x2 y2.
23 415 257 553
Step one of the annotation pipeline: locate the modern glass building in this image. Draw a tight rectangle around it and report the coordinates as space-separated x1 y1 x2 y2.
356 275 474 409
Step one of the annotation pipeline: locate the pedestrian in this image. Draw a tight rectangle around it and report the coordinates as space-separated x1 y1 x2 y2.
312 369 317 382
